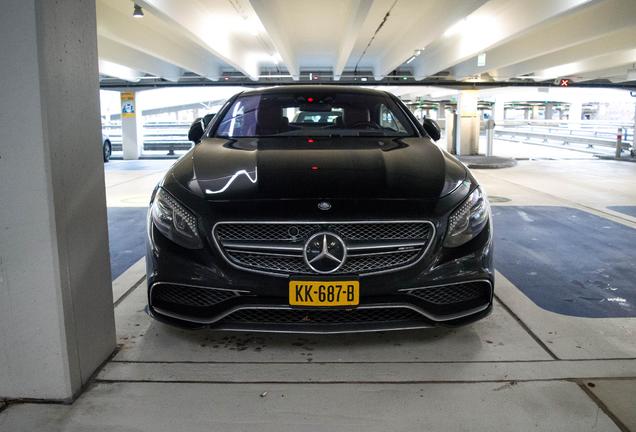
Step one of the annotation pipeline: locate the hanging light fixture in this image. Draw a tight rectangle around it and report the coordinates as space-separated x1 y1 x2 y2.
133 3 144 18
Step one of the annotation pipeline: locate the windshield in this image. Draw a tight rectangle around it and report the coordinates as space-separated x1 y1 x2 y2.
213 91 416 138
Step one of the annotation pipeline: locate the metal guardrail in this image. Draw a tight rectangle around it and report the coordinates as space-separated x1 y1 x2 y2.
494 121 633 152
102 123 193 152
102 119 635 155
499 120 634 141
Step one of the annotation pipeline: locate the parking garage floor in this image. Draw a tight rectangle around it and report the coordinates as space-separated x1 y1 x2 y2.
2 152 636 431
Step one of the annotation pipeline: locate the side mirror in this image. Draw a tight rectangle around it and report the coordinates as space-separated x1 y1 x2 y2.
202 113 217 129
422 118 441 141
188 117 204 144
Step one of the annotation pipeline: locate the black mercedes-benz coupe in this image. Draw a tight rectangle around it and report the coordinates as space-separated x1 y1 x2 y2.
146 85 493 333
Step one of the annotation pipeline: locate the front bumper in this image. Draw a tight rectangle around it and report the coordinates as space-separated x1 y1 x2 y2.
145 215 494 333
148 280 493 332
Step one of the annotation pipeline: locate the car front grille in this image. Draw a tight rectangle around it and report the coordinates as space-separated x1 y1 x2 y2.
407 281 491 305
152 284 239 308
213 221 434 276
219 307 424 325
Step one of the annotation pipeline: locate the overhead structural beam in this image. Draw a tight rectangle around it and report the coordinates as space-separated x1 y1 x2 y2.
332 0 374 81
375 0 487 79
576 65 636 82
98 60 142 82
96 1 220 80
411 0 594 80
452 0 636 80
248 0 300 80
98 36 182 82
491 27 636 80
531 49 636 81
137 0 259 80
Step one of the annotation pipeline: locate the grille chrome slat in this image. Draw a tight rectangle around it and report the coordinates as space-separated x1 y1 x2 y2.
214 221 434 277
221 241 304 253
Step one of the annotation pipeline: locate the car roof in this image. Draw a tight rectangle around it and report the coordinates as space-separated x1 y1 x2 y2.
238 85 390 98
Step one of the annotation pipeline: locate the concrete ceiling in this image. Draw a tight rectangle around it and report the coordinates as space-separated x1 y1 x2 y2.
96 0 636 87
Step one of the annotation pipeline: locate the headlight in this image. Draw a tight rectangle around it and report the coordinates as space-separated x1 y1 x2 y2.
444 187 490 248
151 188 202 249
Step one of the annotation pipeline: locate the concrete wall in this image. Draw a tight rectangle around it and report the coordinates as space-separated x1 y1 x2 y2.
0 0 116 400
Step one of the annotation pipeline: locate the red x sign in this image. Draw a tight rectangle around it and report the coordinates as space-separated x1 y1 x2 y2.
559 79 570 87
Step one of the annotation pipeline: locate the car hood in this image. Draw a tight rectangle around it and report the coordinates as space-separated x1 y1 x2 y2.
175 137 466 201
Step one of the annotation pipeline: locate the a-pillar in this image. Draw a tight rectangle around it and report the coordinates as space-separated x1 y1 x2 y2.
456 91 480 155
0 0 116 400
121 90 143 159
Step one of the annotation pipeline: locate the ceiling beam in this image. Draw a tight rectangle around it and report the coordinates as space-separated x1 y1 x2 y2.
576 65 636 82
492 27 636 80
137 0 259 80
98 60 141 82
374 0 487 79
96 1 220 80
332 0 374 81
98 36 182 82
531 49 636 81
248 0 300 80
411 0 594 79
452 0 636 80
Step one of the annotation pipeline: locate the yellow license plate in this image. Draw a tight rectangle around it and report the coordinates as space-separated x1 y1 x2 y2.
289 280 359 307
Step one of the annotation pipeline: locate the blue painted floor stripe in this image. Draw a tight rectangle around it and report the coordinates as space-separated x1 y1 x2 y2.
107 207 148 280
492 206 636 318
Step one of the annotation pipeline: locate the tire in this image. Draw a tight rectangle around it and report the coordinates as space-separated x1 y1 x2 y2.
103 140 111 162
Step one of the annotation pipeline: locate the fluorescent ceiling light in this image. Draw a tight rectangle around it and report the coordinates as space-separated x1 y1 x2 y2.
405 49 423 65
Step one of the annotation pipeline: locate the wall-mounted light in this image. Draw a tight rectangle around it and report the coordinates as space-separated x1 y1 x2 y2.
133 3 144 18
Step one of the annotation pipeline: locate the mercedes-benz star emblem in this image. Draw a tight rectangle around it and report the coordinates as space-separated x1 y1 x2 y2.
304 232 346 273
317 201 332 211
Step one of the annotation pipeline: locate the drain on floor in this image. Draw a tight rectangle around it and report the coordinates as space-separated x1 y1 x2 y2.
489 196 511 203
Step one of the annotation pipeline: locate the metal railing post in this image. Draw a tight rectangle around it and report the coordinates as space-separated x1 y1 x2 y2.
452 111 460 155
486 119 495 156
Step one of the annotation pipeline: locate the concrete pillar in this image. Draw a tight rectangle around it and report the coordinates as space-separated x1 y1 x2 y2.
445 109 457 153
438 102 446 120
545 103 554 120
532 105 540 120
632 102 636 146
121 90 143 159
456 91 480 155
0 0 116 400
568 102 583 122
493 100 505 123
